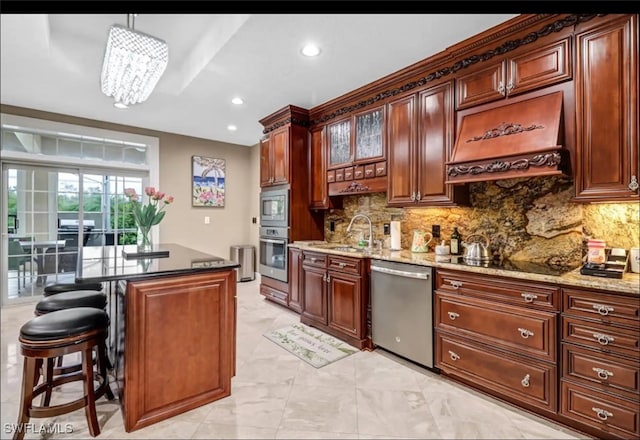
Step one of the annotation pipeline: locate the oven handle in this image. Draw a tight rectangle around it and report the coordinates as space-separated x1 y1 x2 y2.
371 265 430 280
260 238 286 245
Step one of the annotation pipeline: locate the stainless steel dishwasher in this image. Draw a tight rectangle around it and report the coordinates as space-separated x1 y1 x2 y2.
370 259 433 368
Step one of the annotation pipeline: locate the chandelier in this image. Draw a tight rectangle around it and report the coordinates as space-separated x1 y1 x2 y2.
100 14 169 107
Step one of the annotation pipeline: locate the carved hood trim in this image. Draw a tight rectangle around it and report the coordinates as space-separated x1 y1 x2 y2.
446 91 565 184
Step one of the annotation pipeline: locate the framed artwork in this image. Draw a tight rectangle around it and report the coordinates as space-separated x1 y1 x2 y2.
192 156 225 207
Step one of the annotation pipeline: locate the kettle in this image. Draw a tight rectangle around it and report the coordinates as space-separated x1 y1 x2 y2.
411 230 433 253
462 234 491 261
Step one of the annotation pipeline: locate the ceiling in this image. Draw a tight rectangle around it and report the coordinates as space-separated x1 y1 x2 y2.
0 13 518 147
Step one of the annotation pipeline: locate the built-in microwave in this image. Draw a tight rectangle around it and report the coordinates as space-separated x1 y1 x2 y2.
259 186 289 227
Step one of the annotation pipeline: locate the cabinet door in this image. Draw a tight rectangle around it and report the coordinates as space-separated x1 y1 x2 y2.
416 81 454 205
309 126 328 209
327 118 352 168
301 265 327 325
354 106 385 162
455 61 505 109
575 15 639 201
507 38 571 97
270 127 290 185
386 94 417 205
288 248 302 313
328 271 361 338
259 137 272 187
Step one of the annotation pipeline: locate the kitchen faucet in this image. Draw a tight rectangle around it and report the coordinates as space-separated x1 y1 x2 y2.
346 214 373 249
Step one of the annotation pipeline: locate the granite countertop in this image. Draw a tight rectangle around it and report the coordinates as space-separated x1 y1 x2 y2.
290 241 640 295
77 243 239 283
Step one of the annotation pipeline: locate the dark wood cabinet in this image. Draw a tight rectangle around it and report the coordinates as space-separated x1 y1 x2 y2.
574 14 639 202
387 81 464 206
300 251 370 349
288 247 303 313
560 286 640 439
309 126 329 209
455 37 572 110
260 126 289 187
435 269 560 415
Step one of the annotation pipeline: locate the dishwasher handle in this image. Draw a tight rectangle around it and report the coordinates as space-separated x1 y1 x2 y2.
371 265 430 280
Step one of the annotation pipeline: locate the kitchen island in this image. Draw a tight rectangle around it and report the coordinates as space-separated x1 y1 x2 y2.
76 244 239 432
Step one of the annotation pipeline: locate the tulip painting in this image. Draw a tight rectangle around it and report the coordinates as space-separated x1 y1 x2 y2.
192 156 225 207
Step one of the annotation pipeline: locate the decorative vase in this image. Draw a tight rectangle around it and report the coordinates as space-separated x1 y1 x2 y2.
137 226 153 253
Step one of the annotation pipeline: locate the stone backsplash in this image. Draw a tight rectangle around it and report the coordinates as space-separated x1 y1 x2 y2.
324 176 640 267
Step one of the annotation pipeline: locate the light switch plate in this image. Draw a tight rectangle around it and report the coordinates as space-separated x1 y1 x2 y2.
204 216 210 224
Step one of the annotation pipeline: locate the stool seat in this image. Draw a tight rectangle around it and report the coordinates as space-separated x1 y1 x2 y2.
35 291 107 315
43 282 102 296
21 308 109 342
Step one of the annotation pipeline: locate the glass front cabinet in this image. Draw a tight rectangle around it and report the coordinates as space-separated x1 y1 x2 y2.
326 106 386 187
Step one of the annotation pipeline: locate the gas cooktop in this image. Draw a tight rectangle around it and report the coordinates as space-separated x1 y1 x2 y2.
444 256 579 277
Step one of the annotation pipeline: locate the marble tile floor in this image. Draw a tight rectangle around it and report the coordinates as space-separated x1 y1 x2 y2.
1 276 591 440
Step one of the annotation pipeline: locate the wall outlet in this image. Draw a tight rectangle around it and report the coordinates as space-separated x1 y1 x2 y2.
252 217 257 224
432 224 440 238
329 220 336 232
383 223 390 235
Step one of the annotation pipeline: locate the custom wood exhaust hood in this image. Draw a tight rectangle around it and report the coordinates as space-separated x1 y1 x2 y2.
446 91 566 185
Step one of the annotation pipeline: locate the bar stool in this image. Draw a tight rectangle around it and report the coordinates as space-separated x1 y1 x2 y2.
34 290 110 375
43 282 103 297
14 308 114 440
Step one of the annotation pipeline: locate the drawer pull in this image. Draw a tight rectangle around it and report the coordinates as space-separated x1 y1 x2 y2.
592 367 614 380
518 328 534 339
521 374 530 388
447 311 460 320
448 350 460 361
592 304 615 316
592 407 613 421
326 274 331 283
520 293 538 303
449 280 463 289
337 262 346 268
593 333 615 346
310 257 318 263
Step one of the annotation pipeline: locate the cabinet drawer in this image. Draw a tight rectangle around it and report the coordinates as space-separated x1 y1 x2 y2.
327 170 335 183
436 292 556 362
260 284 288 307
363 164 375 178
563 343 640 400
335 169 344 182
436 269 559 311
563 316 639 359
344 166 354 181
374 161 387 176
564 288 639 328
437 332 557 413
328 256 362 275
353 165 364 179
561 380 639 439
302 252 327 268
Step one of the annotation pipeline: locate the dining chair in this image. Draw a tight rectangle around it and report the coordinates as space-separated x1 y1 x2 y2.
8 239 36 288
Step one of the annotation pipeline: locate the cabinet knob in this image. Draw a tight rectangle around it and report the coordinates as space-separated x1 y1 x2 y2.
411 191 416 202
447 311 460 320
518 327 534 339
591 407 613 421
448 350 460 361
310 257 318 263
521 293 538 303
337 262 346 268
416 191 421 201
592 303 615 316
629 175 639 192
497 81 505 95
592 367 614 380
593 333 615 346
449 280 463 289
506 81 514 93
521 374 530 388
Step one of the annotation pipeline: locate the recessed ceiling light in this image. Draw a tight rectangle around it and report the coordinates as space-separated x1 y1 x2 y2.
301 44 321 57
227 125 237 131
231 97 244 105
114 101 128 109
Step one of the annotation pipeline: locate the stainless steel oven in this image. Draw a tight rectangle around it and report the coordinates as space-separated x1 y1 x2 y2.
259 186 289 227
259 226 288 282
